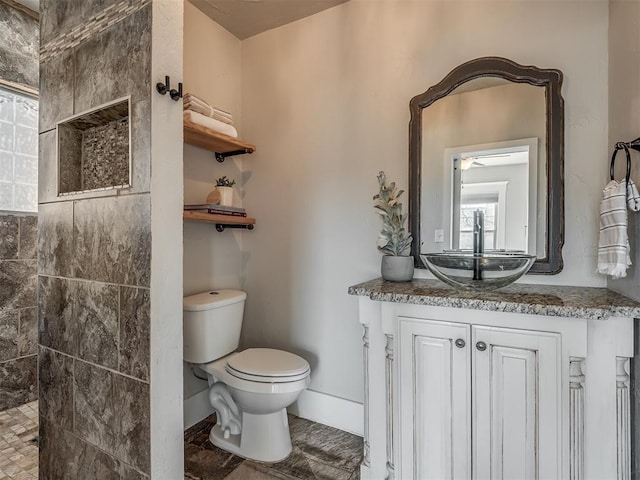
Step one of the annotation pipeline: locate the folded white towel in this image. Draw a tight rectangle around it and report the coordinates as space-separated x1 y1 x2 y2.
184 102 234 124
183 93 232 116
597 180 631 278
184 110 238 138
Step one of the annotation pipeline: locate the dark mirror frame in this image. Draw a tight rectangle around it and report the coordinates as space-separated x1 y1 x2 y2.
409 56 565 274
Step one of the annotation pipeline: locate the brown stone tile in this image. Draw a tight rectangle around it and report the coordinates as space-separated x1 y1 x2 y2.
37 201 74 278
0 356 36 411
73 195 151 287
184 414 216 448
39 417 147 480
17 308 36 356
74 361 150 473
17 216 36 260
0 261 36 310
75 280 119 369
184 414 363 480
38 276 75 356
38 347 73 431
0 216 19 260
184 443 244 480
247 448 353 480
288 415 363 471
39 49 74 133
119 286 150 381
73 6 151 113
224 463 289 480
0 310 19 362
40 0 112 44
0 2 38 91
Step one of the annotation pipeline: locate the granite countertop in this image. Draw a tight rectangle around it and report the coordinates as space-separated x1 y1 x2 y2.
348 278 640 320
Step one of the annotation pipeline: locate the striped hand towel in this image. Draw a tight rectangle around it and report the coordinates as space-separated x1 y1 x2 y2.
597 180 631 278
627 179 640 211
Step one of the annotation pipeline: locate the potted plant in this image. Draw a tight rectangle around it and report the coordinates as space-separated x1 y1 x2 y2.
206 176 236 206
374 171 414 281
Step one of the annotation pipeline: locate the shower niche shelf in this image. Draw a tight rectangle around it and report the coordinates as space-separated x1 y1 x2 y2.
57 98 131 195
183 210 256 232
184 119 256 162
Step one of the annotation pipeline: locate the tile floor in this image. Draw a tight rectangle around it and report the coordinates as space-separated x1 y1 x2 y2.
184 413 363 480
0 404 363 480
0 402 38 480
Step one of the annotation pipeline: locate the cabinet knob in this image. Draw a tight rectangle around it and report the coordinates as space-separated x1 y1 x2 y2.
476 341 487 351
455 338 466 348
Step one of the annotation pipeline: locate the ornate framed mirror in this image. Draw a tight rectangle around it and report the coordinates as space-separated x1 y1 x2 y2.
409 57 564 274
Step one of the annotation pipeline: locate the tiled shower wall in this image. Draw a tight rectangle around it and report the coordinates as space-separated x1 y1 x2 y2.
0 214 37 411
38 0 153 477
0 1 38 411
0 0 38 91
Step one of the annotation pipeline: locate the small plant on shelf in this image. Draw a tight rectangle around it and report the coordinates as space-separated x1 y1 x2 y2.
215 176 236 187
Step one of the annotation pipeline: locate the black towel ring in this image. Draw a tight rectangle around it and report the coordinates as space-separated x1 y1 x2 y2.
610 143 631 185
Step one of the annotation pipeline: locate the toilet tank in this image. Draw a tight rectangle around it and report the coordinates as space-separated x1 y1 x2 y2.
183 290 247 364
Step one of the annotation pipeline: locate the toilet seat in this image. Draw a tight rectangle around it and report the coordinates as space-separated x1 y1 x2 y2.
226 348 310 383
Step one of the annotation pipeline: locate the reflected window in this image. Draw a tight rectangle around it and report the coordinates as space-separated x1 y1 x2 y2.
459 203 497 250
0 86 38 212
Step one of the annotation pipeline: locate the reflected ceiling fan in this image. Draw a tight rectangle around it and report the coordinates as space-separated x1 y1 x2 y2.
459 153 511 170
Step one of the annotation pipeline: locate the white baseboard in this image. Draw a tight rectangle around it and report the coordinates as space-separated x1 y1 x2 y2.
184 388 215 430
289 389 363 437
185 386 364 437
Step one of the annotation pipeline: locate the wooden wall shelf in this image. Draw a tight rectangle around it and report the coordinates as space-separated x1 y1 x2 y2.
183 211 256 231
184 119 256 161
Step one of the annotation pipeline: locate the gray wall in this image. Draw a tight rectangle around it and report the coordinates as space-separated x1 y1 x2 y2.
38 0 153 477
0 214 37 411
0 1 38 412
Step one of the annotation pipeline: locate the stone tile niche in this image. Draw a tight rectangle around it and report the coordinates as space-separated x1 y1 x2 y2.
57 98 131 195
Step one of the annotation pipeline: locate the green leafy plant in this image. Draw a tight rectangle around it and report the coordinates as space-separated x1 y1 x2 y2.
374 171 412 256
215 176 236 187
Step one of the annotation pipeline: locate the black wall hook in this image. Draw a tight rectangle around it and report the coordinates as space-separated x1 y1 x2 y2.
156 76 183 101
170 82 183 101
156 75 171 96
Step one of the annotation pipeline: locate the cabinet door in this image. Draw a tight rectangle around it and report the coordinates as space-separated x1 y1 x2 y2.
472 325 561 480
399 318 471 480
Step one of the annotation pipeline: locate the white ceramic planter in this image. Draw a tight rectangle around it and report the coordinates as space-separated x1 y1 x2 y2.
217 186 234 206
381 255 414 282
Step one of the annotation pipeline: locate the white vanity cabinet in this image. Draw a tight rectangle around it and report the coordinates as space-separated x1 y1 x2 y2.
350 279 640 480
399 317 561 480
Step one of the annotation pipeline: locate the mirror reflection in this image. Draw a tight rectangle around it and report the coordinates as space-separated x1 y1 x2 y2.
420 79 547 257
453 142 535 253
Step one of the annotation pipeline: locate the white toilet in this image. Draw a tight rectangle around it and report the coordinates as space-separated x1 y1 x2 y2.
183 289 311 463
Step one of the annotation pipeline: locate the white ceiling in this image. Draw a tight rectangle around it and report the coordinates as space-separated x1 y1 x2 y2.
11 0 350 39
189 0 349 40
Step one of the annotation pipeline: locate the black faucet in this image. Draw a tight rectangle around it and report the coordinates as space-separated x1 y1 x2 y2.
473 210 484 280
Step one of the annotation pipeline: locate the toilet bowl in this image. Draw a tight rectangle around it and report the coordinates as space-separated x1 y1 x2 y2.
199 348 310 462
183 290 311 463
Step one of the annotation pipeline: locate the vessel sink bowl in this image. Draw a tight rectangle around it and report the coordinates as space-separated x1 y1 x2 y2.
421 252 536 291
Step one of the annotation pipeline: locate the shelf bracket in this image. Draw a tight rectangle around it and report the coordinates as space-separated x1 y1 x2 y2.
215 149 253 163
215 224 254 232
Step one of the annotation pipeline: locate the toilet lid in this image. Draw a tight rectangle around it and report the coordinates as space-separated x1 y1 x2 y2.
226 348 310 381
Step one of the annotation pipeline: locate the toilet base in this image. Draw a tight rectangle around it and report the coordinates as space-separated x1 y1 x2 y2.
210 408 293 463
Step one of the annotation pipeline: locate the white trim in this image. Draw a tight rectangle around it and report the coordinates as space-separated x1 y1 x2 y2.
184 388 215 430
185 385 365 436
289 389 364 437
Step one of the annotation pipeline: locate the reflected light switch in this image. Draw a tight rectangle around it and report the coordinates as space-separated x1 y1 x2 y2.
434 229 444 243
